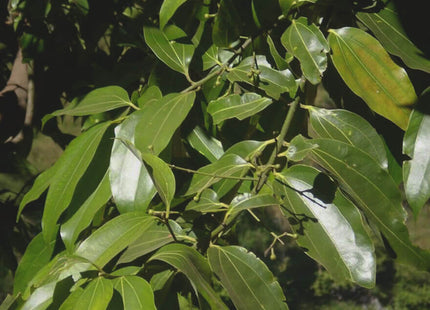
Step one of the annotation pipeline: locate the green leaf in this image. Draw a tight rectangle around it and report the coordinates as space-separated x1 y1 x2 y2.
357 4 430 73
281 17 329 84
60 171 111 250
212 0 241 48
58 287 84 310
207 93 273 124
13 233 56 294
74 212 155 267
208 245 288 310
185 189 228 213
159 0 189 29
110 112 156 213
17 162 59 219
141 153 176 216
135 92 195 155
274 165 375 288
278 0 316 15
113 276 156 310
149 244 228 309
223 140 268 160
227 55 297 99
137 86 162 108
328 27 416 130
286 136 430 270
227 193 279 217
48 86 131 117
267 35 290 70
118 220 181 264
72 277 113 310
42 122 111 242
20 281 56 310
187 126 224 163
110 266 142 277
403 109 430 216
306 106 388 169
202 45 221 71
144 27 195 75
185 154 251 195
252 0 280 28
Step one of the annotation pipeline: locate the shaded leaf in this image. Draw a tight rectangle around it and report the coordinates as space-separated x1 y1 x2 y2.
72 277 113 310
267 35 290 70
135 92 195 155
274 165 375 287
208 245 288 310
306 106 388 169
74 212 155 267
227 55 297 99
286 135 430 270
328 27 416 129
223 140 267 160
58 287 84 310
403 109 430 216
118 220 181 264
357 4 430 73
137 86 162 108
159 0 189 29
187 126 224 163
185 189 227 213
13 233 55 294
149 244 228 309
281 17 329 84
113 276 156 310
60 171 111 250
144 27 195 75
185 154 251 195
252 0 280 28
42 122 111 242
212 0 240 48
141 153 176 216
110 112 156 213
208 93 272 124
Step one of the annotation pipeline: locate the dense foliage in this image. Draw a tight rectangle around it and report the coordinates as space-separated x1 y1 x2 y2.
1 0 430 309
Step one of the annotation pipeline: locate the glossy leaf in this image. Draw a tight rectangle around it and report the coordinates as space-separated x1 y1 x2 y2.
135 92 195 155
281 17 329 84
403 109 430 216
223 140 268 160
357 4 430 73
144 27 195 75
20 281 56 310
328 27 416 130
159 0 189 29
212 0 240 48
74 212 155 267
274 165 375 287
185 189 228 213
13 233 55 294
202 45 221 71
227 55 297 99
42 122 111 242
48 86 131 117
17 162 59 219
227 193 279 217
149 244 228 309
286 135 430 270
187 126 224 163
60 171 111 250
113 276 156 310
185 154 251 195
141 153 175 216
72 277 113 310
117 220 181 264
208 93 273 124
306 106 388 169
137 86 162 108
279 0 316 15
208 245 288 310
110 112 156 213
267 35 290 70
58 287 84 310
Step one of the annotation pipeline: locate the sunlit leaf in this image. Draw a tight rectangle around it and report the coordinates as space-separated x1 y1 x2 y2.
187 126 224 163
328 27 416 129
71 277 113 310
357 3 430 73
286 135 430 270
149 244 228 309
185 189 227 213
110 112 156 213
227 193 279 217
274 165 375 287
208 93 273 124
281 17 329 84
267 35 290 70
135 92 195 155
403 108 430 216
113 276 156 310
208 245 288 310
